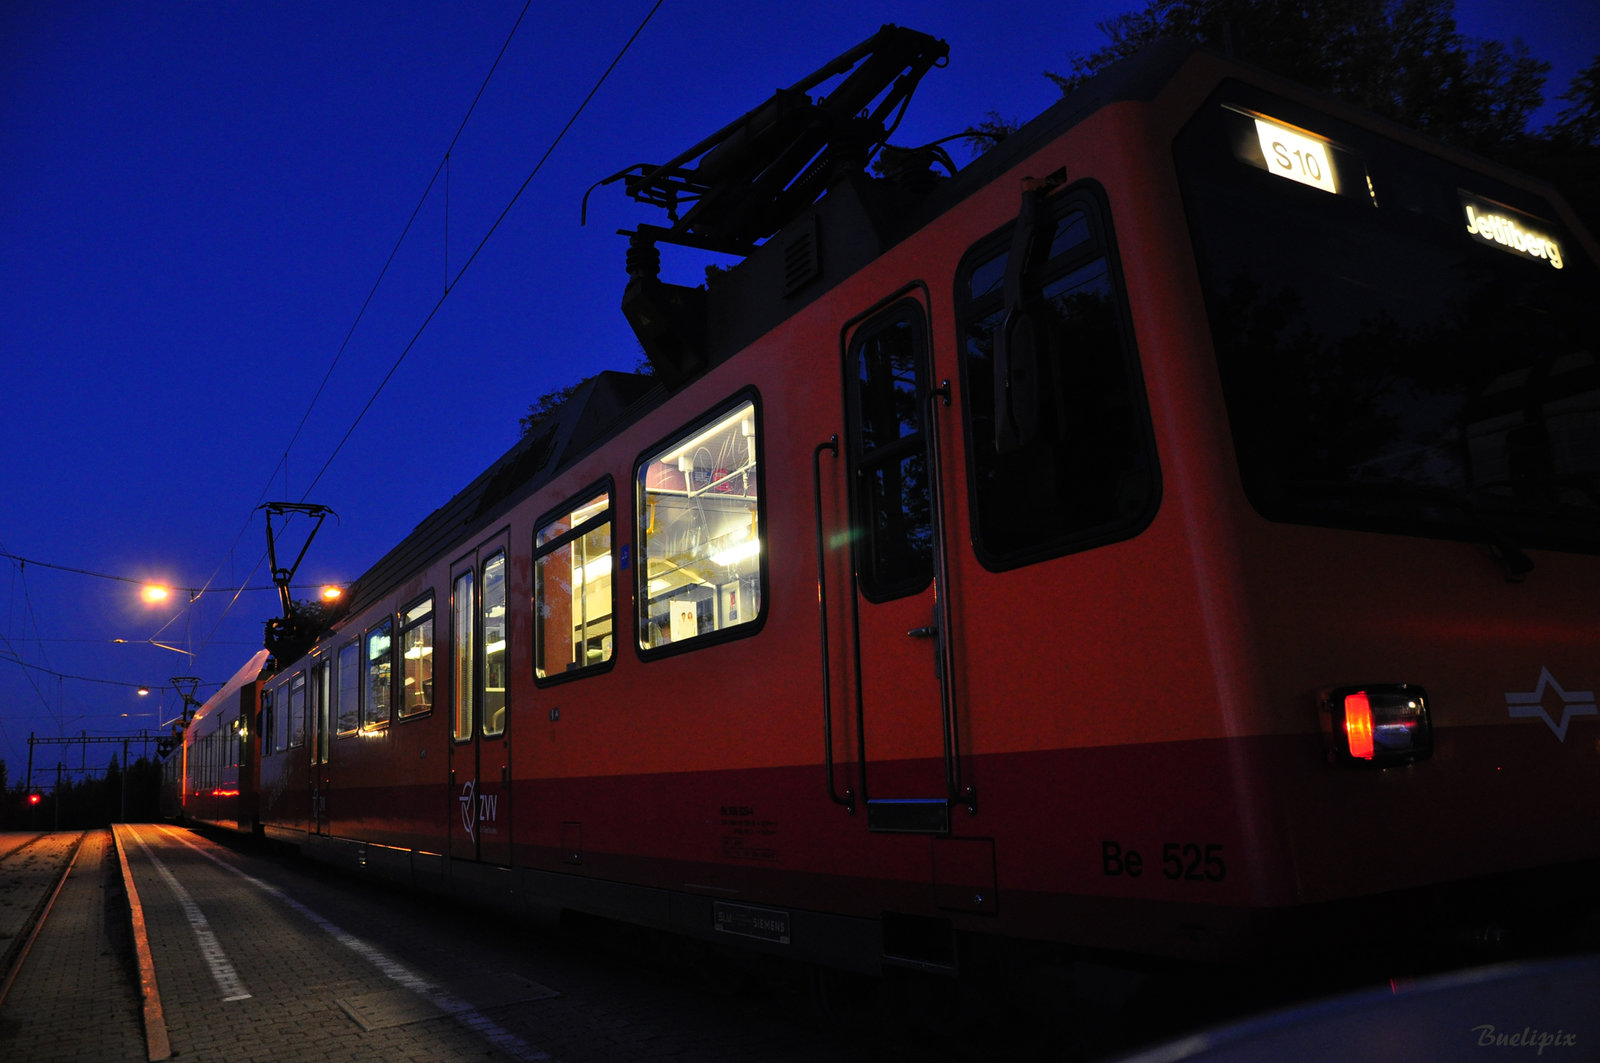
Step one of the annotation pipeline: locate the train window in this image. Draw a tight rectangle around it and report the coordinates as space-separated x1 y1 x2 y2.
1175 89 1600 556
260 688 275 756
286 671 306 749
635 396 765 654
336 641 360 735
956 186 1159 568
313 659 330 764
452 569 474 742
399 594 434 719
534 485 614 681
364 618 393 730
845 304 934 599
482 552 507 736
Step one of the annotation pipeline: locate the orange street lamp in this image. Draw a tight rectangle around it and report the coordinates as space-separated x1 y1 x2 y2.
141 584 172 604
321 585 344 602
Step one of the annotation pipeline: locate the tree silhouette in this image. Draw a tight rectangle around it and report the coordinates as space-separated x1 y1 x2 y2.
964 1 1597 233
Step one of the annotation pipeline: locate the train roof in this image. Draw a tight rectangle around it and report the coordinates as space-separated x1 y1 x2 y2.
335 370 662 622
191 648 272 729
319 37 1205 640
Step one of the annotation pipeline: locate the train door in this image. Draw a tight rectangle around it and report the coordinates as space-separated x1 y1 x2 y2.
310 658 330 835
839 292 968 833
448 533 513 865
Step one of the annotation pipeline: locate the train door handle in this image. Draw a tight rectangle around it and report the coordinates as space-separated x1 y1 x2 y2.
908 625 936 638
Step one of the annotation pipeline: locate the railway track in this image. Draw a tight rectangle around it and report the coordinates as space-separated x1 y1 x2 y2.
0 830 87 1008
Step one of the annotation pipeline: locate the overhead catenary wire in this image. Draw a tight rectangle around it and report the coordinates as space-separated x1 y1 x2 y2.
0 550 338 597
299 0 666 499
3 4 666 764
183 0 662 655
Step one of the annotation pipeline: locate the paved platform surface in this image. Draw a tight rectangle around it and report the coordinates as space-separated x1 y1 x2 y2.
4 824 964 1063
0 829 146 1062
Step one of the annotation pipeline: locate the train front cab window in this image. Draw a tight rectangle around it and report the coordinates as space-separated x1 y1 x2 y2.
364 619 393 731
399 594 434 719
955 184 1158 567
636 397 765 653
1172 88 1600 553
535 485 615 680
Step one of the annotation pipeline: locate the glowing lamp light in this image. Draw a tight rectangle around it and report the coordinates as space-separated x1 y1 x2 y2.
1343 691 1375 760
321 585 344 602
141 584 172 604
28 792 42 807
1323 684 1432 766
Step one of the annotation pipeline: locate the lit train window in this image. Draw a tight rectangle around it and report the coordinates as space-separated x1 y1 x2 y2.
956 186 1158 568
363 618 393 730
336 641 360 735
482 553 507 736
398 594 434 719
287 671 306 749
535 486 614 681
452 570 474 741
636 396 764 653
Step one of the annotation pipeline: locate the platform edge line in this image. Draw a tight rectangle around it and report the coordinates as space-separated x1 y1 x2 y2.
114 824 172 1062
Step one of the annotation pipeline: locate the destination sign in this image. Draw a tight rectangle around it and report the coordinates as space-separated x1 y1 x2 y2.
1461 194 1564 270
1253 116 1337 195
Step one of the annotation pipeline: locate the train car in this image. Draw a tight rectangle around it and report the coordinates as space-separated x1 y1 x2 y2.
178 649 270 832
245 28 1599 976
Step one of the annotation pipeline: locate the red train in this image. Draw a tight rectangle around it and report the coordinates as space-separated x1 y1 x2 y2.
173 28 1600 976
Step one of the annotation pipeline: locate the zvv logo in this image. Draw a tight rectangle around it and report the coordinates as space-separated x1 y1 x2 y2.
459 779 477 836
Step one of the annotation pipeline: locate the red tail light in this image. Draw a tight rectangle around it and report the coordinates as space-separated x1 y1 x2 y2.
1322 684 1432 766
1344 691 1376 760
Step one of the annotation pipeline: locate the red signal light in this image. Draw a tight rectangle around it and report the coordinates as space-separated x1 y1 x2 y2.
27 792 42 806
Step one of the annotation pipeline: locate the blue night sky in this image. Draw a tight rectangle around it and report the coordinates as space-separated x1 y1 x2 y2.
2 0 1596 784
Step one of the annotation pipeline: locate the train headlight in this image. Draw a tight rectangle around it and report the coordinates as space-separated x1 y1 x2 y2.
1321 684 1432 766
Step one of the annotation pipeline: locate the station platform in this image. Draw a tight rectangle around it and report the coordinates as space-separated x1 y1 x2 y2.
0 830 145 1061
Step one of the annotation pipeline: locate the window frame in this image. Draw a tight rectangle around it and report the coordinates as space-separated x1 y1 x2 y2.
843 299 937 602
480 551 508 738
451 568 475 743
633 389 769 660
397 592 436 721
362 616 394 732
953 180 1161 570
286 670 306 750
312 658 330 764
335 640 360 737
260 687 276 757
533 478 618 685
